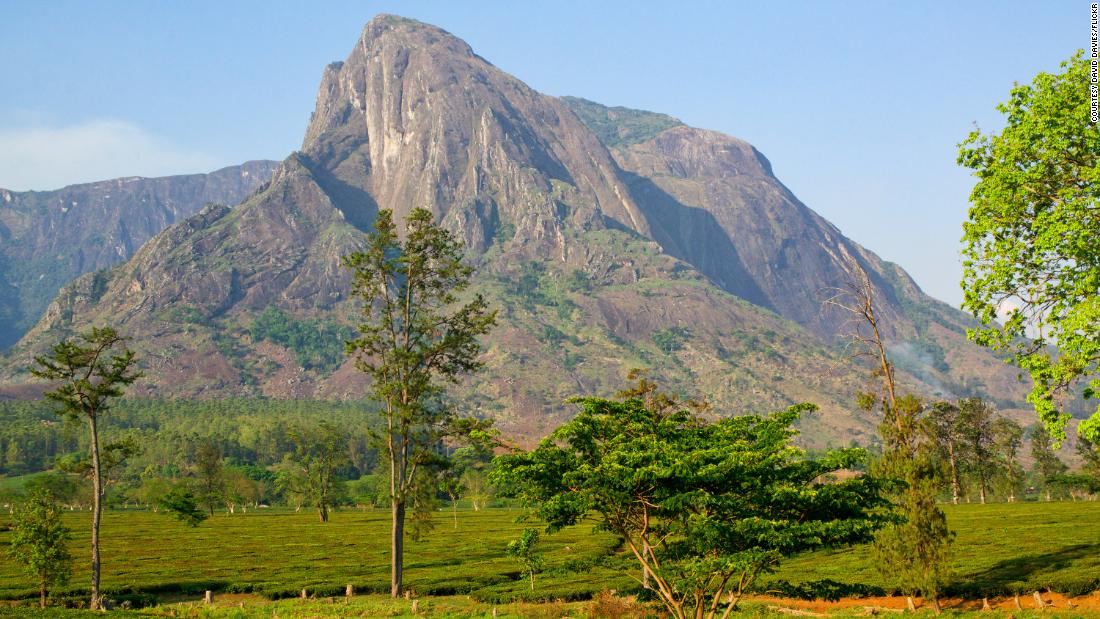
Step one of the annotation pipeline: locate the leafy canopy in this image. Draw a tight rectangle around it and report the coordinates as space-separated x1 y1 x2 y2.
958 50 1100 443
31 326 142 422
494 395 887 619
8 489 72 607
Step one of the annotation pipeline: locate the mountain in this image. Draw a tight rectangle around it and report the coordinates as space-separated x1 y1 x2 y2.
0 15 1033 444
0 161 279 348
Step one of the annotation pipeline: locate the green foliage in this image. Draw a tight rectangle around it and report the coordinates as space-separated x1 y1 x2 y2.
344 207 496 595
650 326 689 353
249 306 354 372
30 326 140 610
506 528 544 592
0 503 1097 606
286 422 350 523
192 440 225 516
7 489 71 608
871 394 954 600
494 392 888 619
1029 424 1068 498
157 486 208 527
958 50 1100 444
562 96 684 148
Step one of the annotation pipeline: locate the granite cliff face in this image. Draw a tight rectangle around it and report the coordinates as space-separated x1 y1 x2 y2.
3 15 1033 443
0 160 278 348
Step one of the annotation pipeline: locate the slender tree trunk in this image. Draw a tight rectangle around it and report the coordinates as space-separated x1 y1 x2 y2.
89 415 103 610
39 577 46 609
947 445 960 505
318 503 328 523
391 499 405 597
451 497 457 530
979 472 987 504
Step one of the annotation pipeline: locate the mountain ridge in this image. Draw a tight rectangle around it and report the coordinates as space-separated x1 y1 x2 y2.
0 14 1034 444
0 160 279 348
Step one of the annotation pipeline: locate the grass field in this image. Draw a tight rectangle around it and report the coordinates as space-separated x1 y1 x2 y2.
766 502 1100 598
0 502 1097 613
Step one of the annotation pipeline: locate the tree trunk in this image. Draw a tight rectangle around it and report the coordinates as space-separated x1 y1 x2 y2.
391 499 405 598
39 577 47 609
452 497 458 530
89 415 103 611
318 503 329 523
979 474 987 505
948 446 960 505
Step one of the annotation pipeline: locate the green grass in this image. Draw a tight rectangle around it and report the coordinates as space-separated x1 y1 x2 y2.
0 502 1098 613
0 509 633 604
765 501 1100 598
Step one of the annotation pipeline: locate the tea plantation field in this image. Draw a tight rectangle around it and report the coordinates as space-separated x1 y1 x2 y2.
0 502 1097 609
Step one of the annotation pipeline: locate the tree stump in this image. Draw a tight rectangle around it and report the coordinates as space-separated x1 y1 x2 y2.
346 584 354 598
1013 593 1023 610
204 590 213 605
981 598 992 611
301 588 308 599
1033 591 1050 608
906 597 916 612
411 599 419 614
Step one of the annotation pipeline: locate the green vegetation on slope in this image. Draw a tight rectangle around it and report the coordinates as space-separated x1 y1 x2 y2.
561 96 683 148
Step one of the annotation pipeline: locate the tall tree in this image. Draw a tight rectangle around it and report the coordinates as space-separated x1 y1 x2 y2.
8 489 72 608
287 422 350 523
826 267 952 610
344 207 496 597
192 440 225 517
32 327 141 610
1029 424 1067 501
957 398 997 504
926 402 964 504
957 50 1100 445
991 417 1025 502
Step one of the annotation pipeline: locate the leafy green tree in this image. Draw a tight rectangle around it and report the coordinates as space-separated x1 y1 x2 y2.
192 440 225 516
827 268 952 610
1077 435 1100 486
459 469 491 511
992 417 1025 502
926 402 964 504
133 474 172 511
506 528 544 592
958 50 1100 445
8 489 72 608
1029 424 1068 501
158 486 208 527
31 327 141 610
344 207 496 597
870 395 953 609
347 472 389 508
956 398 997 504
494 394 886 619
287 422 350 523
438 467 465 530
23 473 79 507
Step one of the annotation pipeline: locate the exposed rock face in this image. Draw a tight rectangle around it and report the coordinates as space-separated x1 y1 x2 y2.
608 123 914 339
2 15 1034 444
0 160 278 348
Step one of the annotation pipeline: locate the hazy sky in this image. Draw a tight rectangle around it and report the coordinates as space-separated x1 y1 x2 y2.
0 2 1083 306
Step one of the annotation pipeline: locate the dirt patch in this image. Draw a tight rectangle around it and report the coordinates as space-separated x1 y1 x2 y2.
748 590 1100 614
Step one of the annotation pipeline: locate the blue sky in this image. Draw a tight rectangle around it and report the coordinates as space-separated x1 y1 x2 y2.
0 1 1083 306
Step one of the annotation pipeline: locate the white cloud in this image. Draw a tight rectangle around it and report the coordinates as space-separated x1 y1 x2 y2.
0 120 218 191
